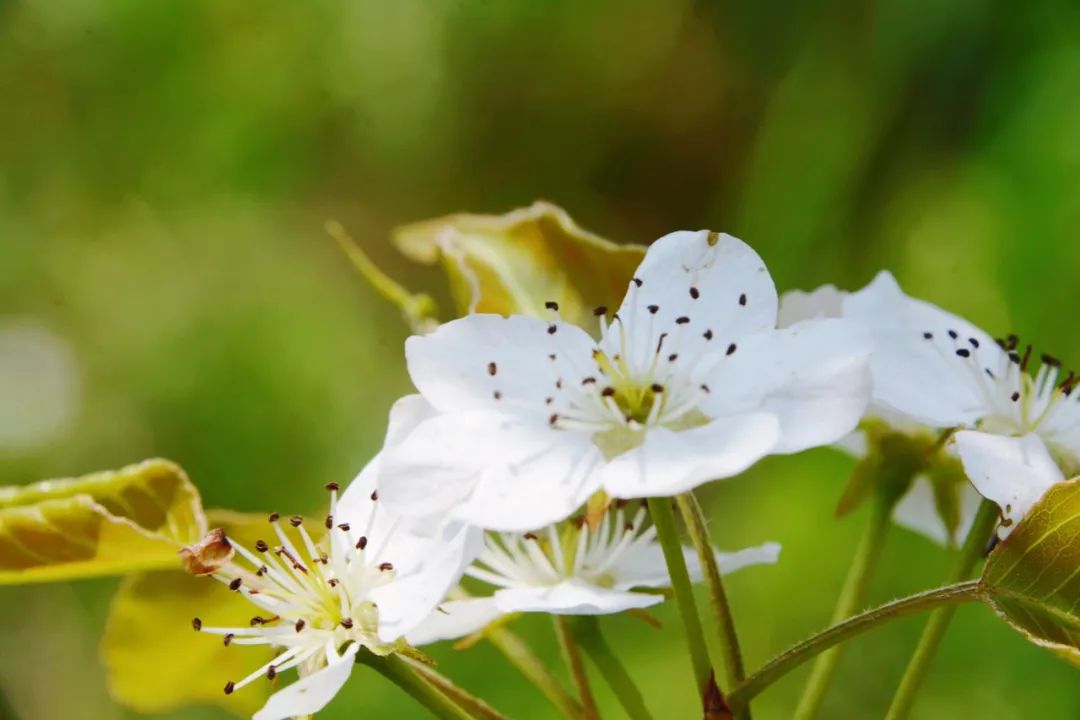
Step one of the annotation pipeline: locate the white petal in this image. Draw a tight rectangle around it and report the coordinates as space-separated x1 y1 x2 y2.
778 285 846 328
891 475 983 546
371 523 483 643
605 231 778 375
252 644 358 720
842 271 998 428
379 410 603 531
406 313 598 418
383 393 438 446
493 578 662 615
599 414 780 498
611 541 780 589
699 318 872 453
954 431 1064 538
406 598 505 646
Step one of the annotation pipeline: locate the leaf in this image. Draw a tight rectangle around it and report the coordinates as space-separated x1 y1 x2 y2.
0 459 206 583
980 478 1080 668
102 510 276 716
393 201 645 327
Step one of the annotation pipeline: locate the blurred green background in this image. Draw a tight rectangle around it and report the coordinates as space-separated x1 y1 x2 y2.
2 0 1079 717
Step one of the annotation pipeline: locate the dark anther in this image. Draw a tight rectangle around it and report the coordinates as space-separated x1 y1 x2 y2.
370 490 378 501
985 368 996 379
341 618 354 629
1009 352 1021 364
545 301 559 311
1042 353 1061 367
1021 344 1033 371
267 665 277 680
1011 391 1021 402
1006 333 1019 350
593 306 607 316
356 536 368 550
547 324 558 334
947 329 958 339
625 522 635 532
295 619 306 632
268 512 280 523
325 482 340 492
668 353 678 362
289 516 303 527
487 361 497 376
632 277 643 287
229 578 242 591
675 316 690 325
738 293 747 306
969 337 980 348
700 384 711 393
726 343 737 356
555 379 563 389
255 540 269 552
338 523 350 532
703 329 713 340
647 304 659 314
601 387 615 397
493 390 502 400
549 413 559 426
548 353 556 361
224 681 235 695
651 383 664 393
256 565 267 576
379 562 394 571
545 396 554 404
689 287 700 299
923 332 933 340
224 633 234 646
582 376 597 385
523 532 538 540
956 348 971 358
192 617 202 631
325 514 333 529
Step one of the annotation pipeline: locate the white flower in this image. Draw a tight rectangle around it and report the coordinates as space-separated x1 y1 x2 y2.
780 270 1080 545
954 431 1064 539
405 502 780 645
379 230 872 531
187 466 480 720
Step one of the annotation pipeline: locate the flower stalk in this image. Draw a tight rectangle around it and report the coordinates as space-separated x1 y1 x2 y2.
357 651 476 720
793 494 893 719
570 616 654 720
486 625 584 719
883 499 999 720
674 492 748 717
401 657 509 720
726 581 983 712
554 616 599 720
646 497 713 698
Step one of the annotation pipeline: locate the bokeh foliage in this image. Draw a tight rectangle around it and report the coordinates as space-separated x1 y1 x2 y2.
1 0 1079 718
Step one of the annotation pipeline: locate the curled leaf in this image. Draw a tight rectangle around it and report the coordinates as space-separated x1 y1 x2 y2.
0 459 206 583
980 478 1080 668
393 201 645 326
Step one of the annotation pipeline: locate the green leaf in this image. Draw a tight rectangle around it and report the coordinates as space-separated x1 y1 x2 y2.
102 510 275 716
980 478 1080 668
0 459 206 583
393 201 645 327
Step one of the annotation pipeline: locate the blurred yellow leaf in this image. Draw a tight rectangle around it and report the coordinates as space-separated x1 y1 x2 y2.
102 510 276 716
980 479 1080 669
394 201 645 327
0 459 205 583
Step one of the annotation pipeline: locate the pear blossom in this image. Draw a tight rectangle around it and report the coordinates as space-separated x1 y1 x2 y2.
406 502 780 645
954 431 1065 539
185 466 480 720
779 270 1080 544
379 230 873 531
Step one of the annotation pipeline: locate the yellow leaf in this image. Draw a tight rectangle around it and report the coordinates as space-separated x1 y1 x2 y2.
394 201 645 327
0 459 206 583
102 510 277 716
980 478 1080 669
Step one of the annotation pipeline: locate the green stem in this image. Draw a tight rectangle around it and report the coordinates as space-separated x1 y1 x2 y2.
647 497 713 699
572 616 654 720
401 657 509 720
883 499 999 720
727 581 983 712
793 496 893 719
554 616 599 720
359 651 474 720
675 494 747 687
487 625 584 719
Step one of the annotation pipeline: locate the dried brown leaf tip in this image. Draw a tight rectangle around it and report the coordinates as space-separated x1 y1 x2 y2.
178 528 235 575
703 671 733 720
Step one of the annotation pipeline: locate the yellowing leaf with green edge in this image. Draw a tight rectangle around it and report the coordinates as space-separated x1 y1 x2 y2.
0 459 205 583
102 510 277 717
393 201 645 327
980 478 1080 669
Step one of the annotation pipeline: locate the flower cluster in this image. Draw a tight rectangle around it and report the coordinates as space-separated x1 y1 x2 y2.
182 228 1076 718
